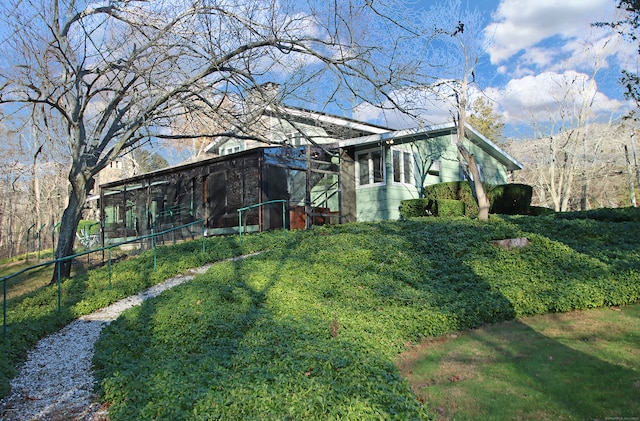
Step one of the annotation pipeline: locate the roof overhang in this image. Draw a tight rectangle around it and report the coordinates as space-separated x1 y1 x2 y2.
338 122 523 171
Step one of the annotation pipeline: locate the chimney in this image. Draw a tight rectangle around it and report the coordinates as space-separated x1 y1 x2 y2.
246 82 281 112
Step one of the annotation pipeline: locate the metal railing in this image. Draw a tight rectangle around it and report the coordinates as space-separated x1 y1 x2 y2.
238 200 287 245
2 219 206 338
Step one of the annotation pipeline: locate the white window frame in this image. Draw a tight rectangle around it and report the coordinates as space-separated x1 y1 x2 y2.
427 159 441 176
223 145 241 156
461 164 485 182
286 131 304 146
391 148 414 186
356 148 386 187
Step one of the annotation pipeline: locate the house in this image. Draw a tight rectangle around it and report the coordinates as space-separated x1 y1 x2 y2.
339 123 523 221
98 98 522 243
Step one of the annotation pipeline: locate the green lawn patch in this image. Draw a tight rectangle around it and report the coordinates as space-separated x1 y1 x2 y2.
399 304 640 420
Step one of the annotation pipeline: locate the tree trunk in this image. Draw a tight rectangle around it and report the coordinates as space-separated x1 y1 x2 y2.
50 171 93 284
455 74 489 222
459 147 490 221
580 170 588 211
625 145 637 207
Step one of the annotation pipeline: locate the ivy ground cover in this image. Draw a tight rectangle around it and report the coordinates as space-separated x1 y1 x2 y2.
93 212 640 420
0 233 274 398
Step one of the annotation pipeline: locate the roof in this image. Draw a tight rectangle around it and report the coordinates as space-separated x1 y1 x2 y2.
204 104 391 153
272 105 391 135
338 122 523 171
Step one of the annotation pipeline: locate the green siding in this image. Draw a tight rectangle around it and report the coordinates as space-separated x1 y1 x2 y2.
355 147 420 221
354 134 511 222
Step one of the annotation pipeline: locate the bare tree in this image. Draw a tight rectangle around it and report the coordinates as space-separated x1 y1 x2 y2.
595 1 640 114
0 0 420 280
507 121 632 210
510 58 620 212
364 0 493 220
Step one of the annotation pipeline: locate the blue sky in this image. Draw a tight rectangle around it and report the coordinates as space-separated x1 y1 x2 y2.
365 0 637 138
0 0 632 143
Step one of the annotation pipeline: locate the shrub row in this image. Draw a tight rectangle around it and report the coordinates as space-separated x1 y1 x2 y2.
400 181 533 218
399 198 465 218
555 206 640 222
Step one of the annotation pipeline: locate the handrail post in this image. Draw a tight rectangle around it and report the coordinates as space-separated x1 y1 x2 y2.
201 219 206 254
57 260 62 312
26 223 36 263
238 209 243 246
153 231 157 272
107 248 112 289
237 200 287 246
52 222 61 258
3 279 6 338
282 201 287 240
37 224 46 262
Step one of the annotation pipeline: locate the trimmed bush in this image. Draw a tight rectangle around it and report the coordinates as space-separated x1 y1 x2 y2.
489 184 533 215
399 198 432 218
423 181 479 217
400 198 464 218
435 199 465 217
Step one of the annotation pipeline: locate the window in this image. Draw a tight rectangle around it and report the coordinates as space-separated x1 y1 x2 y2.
460 164 485 182
357 149 385 186
427 160 440 176
392 149 413 185
286 132 303 146
222 145 241 155
478 165 485 182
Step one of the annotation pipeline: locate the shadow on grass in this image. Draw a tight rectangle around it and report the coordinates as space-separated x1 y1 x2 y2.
90 220 640 419
403 315 640 420
93 235 430 419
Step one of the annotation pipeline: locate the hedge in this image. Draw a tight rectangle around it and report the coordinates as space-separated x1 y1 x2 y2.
423 181 479 217
400 198 465 218
488 183 533 215
401 181 534 219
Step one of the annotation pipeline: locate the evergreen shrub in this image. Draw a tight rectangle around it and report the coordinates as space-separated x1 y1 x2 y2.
489 183 533 215
436 199 465 217
400 198 464 218
423 181 478 217
399 198 431 218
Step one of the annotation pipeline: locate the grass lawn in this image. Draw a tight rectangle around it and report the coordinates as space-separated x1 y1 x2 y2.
91 213 640 420
3 210 640 419
1 262 52 301
0 249 106 301
399 304 640 420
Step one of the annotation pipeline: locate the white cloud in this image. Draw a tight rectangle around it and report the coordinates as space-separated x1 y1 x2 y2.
485 0 615 65
490 70 629 126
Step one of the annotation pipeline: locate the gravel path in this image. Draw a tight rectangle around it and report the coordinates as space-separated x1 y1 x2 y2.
0 263 215 421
